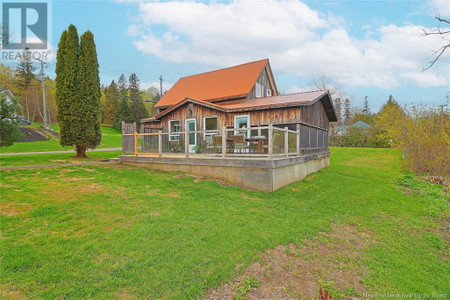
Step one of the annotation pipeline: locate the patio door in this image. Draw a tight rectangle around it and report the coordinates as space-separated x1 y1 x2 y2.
185 118 197 153
234 115 250 137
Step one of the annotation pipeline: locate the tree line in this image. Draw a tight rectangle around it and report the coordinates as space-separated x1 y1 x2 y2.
330 95 449 176
102 73 159 130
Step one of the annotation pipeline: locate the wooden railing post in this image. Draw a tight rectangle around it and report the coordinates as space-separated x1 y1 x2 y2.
158 130 162 157
284 127 289 157
185 130 189 158
222 126 226 158
122 121 126 155
296 124 301 157
268 123 273 159
134 131 138 156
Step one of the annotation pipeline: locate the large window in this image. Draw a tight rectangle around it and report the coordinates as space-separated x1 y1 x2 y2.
204 116 218 137
169 120 180 141
255 82 263 98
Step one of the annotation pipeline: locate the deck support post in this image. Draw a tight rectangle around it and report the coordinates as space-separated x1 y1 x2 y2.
185 130 189 158
158 130 162 157
268 123 273 159
284 127 289 157
296 124 301 157
134 131 138 156
222 126 226 157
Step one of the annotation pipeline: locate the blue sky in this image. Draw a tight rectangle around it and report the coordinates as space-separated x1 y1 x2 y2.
5 0 450 111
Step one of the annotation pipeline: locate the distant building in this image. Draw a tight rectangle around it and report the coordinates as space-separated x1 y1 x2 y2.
335 121 371 136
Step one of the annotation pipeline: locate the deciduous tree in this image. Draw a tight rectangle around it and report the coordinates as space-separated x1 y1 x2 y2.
102 80 119 124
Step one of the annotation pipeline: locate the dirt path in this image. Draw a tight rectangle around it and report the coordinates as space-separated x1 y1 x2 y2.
204 224 370 299
0 147 122 156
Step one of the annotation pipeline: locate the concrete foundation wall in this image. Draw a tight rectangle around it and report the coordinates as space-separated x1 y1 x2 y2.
120 154 330 192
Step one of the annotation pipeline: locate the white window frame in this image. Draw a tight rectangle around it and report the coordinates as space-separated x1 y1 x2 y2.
255 82 263 98
203 116 219 138
234 115 250 138
169 119 181 141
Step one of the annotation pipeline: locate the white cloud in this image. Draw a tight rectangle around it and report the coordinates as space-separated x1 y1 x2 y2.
125 0 449 89
428 0 450 17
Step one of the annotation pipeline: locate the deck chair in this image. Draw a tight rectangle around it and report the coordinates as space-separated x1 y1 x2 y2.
233 134 246 153
213 135 222 153
204 136 214 153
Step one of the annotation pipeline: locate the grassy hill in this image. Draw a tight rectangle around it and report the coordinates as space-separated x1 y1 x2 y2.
1 123 122 153
0 147 448 298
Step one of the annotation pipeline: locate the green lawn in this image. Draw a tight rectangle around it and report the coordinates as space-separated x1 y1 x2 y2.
1 124 122 153
0 147 448 298
0 151 122 167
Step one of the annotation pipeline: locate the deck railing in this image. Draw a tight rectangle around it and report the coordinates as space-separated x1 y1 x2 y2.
122 124 329 159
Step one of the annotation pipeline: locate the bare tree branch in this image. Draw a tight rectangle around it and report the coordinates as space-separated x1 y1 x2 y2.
421 14 450 71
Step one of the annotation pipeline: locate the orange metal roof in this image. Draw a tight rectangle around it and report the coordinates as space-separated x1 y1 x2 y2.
220 91 327 110
144 90 336 122
154 59 269 108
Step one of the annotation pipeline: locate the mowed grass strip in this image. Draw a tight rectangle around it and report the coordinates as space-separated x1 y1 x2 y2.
0 151 122 167
0 147 448 298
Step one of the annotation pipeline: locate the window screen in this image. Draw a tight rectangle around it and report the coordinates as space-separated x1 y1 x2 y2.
318 130 324 147
300 125 309 148
324 132 329 147
310 128 318 147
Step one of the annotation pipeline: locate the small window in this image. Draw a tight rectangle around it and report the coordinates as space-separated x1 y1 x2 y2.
169 120 180 141
255 83 263 98
204 116 218 137
266 89 272 96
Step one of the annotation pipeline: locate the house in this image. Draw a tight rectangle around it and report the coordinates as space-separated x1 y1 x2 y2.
121 59 337 191
335 121 371 136
0 89 21 116
141 59 336 153
1 89 16 105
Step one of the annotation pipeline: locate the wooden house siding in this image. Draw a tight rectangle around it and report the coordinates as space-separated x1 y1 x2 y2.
145 99 330 132
246 66 275 100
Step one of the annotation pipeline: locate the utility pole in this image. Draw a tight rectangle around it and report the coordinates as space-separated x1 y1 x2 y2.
158 75 163 97
38 59 48 129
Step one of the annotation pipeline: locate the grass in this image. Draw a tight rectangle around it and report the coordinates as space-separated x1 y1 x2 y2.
0 151 122 167
0 147 448 298
1 123 122 153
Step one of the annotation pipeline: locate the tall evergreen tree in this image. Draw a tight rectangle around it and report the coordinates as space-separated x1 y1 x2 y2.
55 25 101 158
15 47 35 90
343 98 352 125
113 98 133 130
333 97 342 125
363 96 370 115
55 25 79 146
128 73 149 125
117 74 128 100
102 80 119 124
72 30 101 157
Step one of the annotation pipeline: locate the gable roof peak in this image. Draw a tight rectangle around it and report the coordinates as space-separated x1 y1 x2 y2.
154 59 272 108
